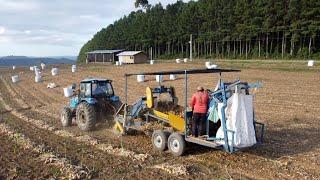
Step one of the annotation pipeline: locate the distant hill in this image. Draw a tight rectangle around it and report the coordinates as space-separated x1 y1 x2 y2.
0 56 76 67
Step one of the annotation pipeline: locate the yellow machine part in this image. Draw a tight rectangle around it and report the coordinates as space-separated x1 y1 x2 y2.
153 110 185 132
168 113 185 132
146 87 153 108
114 121 124 134
153 110 169 119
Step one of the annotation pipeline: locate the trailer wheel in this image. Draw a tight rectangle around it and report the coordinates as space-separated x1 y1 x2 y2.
76 102 96 131
168 133 186 156
61 107 72 127
152 130 170 151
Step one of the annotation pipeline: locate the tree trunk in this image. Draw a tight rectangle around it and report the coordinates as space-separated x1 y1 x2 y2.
266 34 269 58
290 39 294 56
227 41 230 58
239 39 242 56
284 35 287 57
216 42 219 57
181 42 184 57
308 37 312 55
233 40 236 57
249 41 251 55
193 41 196 59
282 33 285 59
258 39 261 58
245 41 248 59
210 41 212 56
197 41 200 58
270 39 273 57
276 31 279 54
221 42 224 58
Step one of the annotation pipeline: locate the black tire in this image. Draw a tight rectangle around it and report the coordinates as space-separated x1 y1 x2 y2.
76 102 96 131
61 107 72 127
152 130 170 151
168 133 186 156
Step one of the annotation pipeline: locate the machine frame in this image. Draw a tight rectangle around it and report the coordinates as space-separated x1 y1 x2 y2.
123 68 265 154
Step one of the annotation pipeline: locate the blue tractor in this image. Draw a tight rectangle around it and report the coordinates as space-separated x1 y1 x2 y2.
60 78 120 131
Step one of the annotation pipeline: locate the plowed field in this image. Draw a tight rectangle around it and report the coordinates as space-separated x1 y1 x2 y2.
0 60 319 179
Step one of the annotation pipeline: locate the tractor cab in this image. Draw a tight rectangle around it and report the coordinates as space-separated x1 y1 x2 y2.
69 78 119 109
79 78 116 99
61 78 120 131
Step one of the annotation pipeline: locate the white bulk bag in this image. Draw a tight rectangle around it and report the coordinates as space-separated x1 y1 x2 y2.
150 60 154 65
207 64 218 69
12 66 16 70
47 83 57 89
63 87 73 97
156 75 163 82
216 93 256 148
205 62 218 69
11 75 19 83
30 66 34 71
169 74 176 80
35 75 42 83
137 75 145 82
71 65 76 73
41 63 46 70
176 59 181 63
308 60 314 67
35 71 41 76
183 58 188 63
115 61 120 66
51 68 59 76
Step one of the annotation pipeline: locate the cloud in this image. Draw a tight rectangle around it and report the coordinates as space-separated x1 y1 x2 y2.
0 0 191 56
0 0 39 11
0 26 5 34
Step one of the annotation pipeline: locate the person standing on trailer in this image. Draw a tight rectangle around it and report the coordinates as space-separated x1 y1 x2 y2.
190 86 209 137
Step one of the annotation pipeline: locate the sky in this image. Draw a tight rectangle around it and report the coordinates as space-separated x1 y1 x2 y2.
0 0 189 57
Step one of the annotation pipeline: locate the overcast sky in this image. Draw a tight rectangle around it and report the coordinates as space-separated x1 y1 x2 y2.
0 0 189 57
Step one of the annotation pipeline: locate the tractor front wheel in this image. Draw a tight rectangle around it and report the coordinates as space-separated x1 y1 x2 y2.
76 102 96 131
61 107 72 127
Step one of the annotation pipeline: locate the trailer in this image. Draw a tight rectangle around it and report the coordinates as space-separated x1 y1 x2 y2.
114 68 265 156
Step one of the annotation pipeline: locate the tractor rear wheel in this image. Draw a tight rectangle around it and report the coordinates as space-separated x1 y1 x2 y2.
152 130 170 151
76 102 96 131
61 107 72 127
168 133 186 156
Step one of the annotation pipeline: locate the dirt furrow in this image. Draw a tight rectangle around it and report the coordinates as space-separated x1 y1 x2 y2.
0 91 150 161
2 77 60 118
0 107 197 178
0 122 91 179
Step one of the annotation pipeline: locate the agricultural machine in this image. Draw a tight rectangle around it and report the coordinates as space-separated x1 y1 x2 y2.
114 68 265 156
61 78 120 131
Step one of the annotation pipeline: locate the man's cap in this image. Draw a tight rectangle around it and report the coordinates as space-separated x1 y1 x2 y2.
197 86 204 91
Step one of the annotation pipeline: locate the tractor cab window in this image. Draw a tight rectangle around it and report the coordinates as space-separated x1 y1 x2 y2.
80 83 91 97
92 81 114 97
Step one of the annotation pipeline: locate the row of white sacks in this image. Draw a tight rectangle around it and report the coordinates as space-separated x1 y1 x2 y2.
12 65 77 83
137 74 176 82
176 58 190 63
29 65 77 74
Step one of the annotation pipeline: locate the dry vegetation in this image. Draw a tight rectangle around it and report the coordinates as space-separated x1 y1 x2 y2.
0 60 319 179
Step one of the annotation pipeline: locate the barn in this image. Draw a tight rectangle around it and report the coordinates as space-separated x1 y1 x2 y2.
86 50 123 64
116 51 148 64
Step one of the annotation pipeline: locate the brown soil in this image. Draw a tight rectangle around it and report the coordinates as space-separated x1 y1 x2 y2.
0 61 319 179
